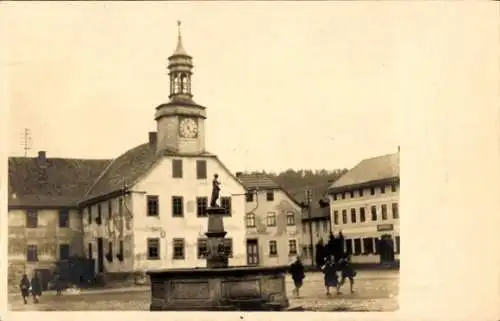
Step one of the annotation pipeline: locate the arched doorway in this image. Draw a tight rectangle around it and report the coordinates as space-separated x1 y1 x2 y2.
378 234 395 264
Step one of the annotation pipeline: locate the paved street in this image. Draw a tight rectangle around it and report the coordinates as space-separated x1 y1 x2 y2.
9 270 398 312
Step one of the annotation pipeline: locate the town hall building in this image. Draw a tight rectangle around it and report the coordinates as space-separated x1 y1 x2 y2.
7 23 249 289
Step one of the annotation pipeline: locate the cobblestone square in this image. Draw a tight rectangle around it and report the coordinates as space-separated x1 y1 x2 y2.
9 270 399 312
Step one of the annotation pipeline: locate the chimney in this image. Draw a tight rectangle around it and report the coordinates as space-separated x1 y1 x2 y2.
235 172 242 177
149 132 157 147
38 151 46 162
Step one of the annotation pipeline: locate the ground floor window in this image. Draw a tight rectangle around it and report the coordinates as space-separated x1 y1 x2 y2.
27 245 38 262
173 238 185 260
288 240 297 256
147 238 160 260
269 240 278 256
59 244 70 260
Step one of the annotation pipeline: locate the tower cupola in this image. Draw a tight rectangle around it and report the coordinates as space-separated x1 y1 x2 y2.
168 21 194 102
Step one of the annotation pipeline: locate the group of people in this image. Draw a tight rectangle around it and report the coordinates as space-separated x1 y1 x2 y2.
289 252 356 297
19 273 43 304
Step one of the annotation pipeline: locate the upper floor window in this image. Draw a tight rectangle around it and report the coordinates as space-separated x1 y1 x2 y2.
380 186 386 194
392 203 399 219
26 245 38 262
59 244 70 260
58 209 69 228
342 209 347 224
245 192 254 202
196 160 207 179
221 197 232 216
359 188 364 197
333 194 337 201
360 207 366 222
288 240 297 255
350 208 357 223
196 197 208 217
381 204 388 220
266 191 274 202
26 210 38 228
147 195 159 216
172 196 184 217
314 221 320 233
246 213 256 228
371 205 377 221
333 211 339 225
341 192 346 200
197 238 208 259
269 240 278 256
108 200 112 219
266 212 276 226
173 238 185 260
370 187 375 195
349 191 354 198
391 184 397 192
172 159 183 178
322 220 328 233
286 212 295 226
147 238 160 260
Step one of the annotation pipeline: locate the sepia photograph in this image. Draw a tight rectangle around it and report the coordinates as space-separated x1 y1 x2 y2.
9 0 483 314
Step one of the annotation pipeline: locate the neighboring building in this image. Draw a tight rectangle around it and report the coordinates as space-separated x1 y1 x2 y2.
298 187 332 267
327 152 400 264
237 173 303 267
7 155 110 290
7 24 248 288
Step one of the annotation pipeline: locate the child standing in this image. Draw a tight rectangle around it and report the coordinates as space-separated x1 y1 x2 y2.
337 254 356 294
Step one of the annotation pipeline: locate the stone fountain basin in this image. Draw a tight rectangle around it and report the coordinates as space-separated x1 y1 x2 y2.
147 265 290 311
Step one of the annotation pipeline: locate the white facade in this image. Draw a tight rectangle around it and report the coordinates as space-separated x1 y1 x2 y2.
329 182 400 264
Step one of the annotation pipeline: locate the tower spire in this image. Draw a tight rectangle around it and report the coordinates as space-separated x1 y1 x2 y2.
173 20 188 56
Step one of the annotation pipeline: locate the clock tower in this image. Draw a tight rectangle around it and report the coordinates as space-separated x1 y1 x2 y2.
155 21 206 155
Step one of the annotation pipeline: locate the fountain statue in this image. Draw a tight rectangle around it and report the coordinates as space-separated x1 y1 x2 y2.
147 174 293 311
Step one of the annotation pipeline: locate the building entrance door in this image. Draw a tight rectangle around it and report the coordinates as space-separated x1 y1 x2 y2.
378 234 395 264
246 239 259 266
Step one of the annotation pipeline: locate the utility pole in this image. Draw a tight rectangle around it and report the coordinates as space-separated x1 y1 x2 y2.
20 128 32 157
305 188 314 266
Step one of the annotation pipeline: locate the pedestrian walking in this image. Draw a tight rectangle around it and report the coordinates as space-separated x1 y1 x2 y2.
321 256 338 296
337 254 356 294
30 272 42 304
19 274 31 304
53 273 63 296
289 256 305 297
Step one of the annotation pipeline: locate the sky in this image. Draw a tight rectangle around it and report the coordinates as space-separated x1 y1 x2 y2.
2 1 447 173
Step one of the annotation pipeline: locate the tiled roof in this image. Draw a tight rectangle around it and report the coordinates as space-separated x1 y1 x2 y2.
290 184 331 220
237 173 281 190
8 156 111 208
83 143 217 203
329 153 399 191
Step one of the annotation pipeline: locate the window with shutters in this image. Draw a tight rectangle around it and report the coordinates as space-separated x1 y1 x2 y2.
147 195 159 216
196 197 208 217
58 209 69 228
26 210 38 228
172 159 183 178
196 160 207 179
172 196 184 217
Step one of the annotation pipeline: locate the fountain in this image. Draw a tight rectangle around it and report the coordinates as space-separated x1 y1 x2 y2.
147 174 291 311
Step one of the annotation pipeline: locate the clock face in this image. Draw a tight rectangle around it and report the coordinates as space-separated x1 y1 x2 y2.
179 118 199 138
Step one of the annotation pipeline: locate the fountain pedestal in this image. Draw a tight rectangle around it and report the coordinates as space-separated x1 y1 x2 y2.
147 206 290 311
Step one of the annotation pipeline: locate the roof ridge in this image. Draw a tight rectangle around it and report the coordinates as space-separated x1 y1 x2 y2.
80 158 117 200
